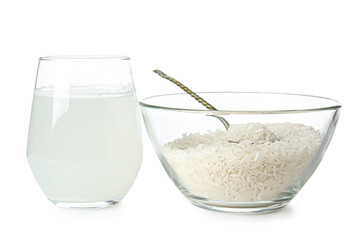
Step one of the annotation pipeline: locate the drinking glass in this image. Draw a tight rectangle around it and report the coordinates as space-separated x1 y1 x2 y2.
27 56 143 208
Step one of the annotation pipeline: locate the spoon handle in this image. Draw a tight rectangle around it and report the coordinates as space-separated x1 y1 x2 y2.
153 69 230 130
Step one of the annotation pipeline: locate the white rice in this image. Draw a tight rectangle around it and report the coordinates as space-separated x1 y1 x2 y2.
162 123 322 202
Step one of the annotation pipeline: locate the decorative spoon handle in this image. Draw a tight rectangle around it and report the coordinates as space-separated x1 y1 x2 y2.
153 69 230 130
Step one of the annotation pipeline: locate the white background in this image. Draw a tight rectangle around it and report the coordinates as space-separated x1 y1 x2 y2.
0 0 361 239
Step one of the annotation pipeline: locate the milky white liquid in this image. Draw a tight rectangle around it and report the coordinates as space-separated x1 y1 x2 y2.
27 87 142 203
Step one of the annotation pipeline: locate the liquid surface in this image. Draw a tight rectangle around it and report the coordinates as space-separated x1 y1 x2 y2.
27 87 142 202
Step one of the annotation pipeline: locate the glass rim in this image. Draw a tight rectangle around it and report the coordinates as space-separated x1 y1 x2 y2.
139 91 342 114
39 55 130 60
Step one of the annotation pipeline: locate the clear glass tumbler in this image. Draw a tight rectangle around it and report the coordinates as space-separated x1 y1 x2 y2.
27 56 143 208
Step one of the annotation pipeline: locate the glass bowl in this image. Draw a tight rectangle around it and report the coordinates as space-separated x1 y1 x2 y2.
140 92 341 213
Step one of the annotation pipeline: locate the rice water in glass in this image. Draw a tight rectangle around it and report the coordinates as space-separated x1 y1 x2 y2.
27 56 142 208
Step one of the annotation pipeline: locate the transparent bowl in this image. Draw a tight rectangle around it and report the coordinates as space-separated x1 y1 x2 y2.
140 92 341 213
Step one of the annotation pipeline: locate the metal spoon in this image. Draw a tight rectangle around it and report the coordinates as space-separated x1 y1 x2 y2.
153 69 280 143
153 69 230 130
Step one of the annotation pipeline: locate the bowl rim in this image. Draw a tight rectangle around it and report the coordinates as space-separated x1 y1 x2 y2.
39 55 130 60
139 91 342 114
